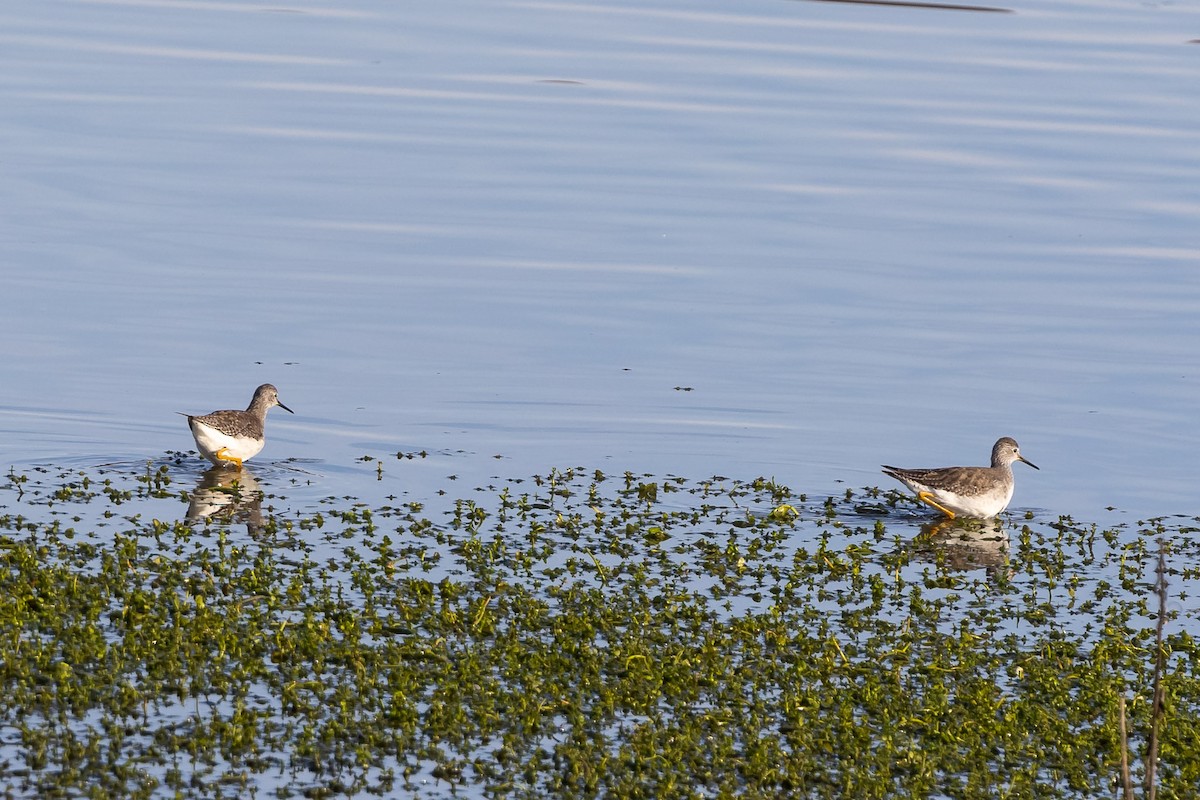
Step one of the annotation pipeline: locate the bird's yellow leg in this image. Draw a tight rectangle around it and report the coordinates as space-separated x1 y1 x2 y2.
917 491 956 519
214 448 244 469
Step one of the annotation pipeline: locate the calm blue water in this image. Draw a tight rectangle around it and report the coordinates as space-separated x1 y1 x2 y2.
2 0 1200 521
3 3 1200 798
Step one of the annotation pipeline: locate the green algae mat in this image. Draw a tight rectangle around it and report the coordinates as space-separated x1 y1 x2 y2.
0 461 1197 799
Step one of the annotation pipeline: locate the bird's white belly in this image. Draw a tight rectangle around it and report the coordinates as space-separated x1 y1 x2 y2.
190 422 264 464
929 484 1014 518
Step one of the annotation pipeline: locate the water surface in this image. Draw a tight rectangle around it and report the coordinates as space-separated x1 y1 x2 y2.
2 0 1200 519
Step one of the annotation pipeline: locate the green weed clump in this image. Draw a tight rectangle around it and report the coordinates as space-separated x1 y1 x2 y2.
0 463 1196 798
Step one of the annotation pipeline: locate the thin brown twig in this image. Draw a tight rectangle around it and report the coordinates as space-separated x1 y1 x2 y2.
1144 541 1168 799
1118 693 1133 800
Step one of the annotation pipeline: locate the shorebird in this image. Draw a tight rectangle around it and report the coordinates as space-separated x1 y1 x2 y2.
182 383 293 468
882 436 1038 519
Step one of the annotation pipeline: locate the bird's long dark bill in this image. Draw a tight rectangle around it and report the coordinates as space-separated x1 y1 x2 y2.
279 402 295 414
1020 456 1039 470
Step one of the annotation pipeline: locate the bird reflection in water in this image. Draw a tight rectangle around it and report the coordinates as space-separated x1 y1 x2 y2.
911 516 1010 578
186 465 265 535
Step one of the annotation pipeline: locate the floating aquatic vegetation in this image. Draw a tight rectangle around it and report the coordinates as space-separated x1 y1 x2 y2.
0 462 1196 798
